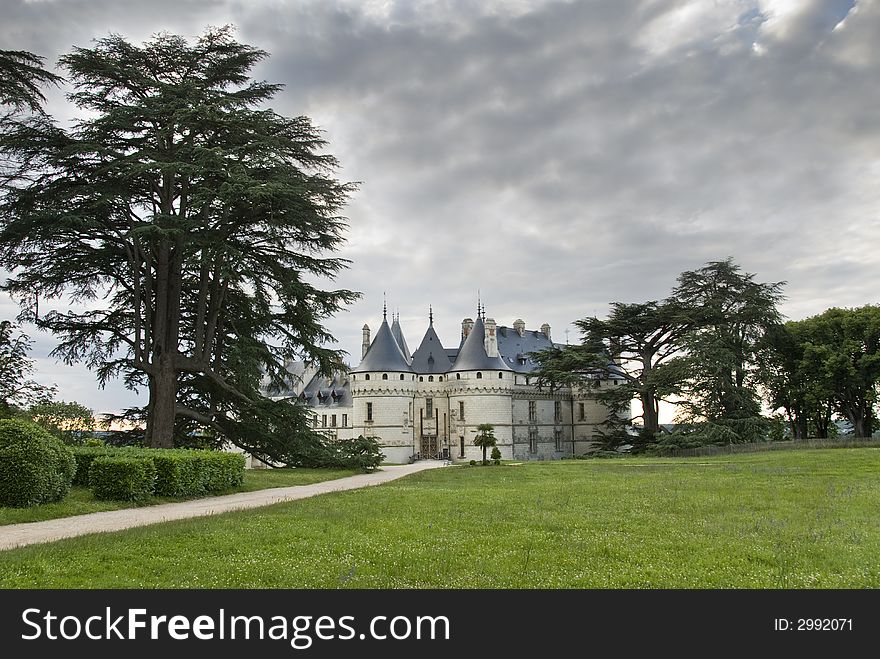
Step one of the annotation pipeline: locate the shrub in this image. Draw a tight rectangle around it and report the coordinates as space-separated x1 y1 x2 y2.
152 450 245 496
493 459 501 465
72 446 115 486
469 460 476 466
89 456 156 501
0 418 76 507
151 451 205 497
490 447 502 461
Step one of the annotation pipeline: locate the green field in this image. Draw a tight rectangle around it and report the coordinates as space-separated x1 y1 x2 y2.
1 449 879 588
0 468 359 526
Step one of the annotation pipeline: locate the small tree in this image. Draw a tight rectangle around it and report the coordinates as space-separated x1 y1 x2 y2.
0 320 55 417
27 400 95 444
473 423 497 465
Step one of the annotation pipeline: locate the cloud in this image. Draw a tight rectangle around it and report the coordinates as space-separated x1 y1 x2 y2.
2 0 878 413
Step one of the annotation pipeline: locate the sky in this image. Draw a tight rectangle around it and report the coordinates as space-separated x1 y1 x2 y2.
1 0 878 416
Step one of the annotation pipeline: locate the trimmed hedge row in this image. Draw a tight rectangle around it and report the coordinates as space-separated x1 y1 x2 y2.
71 447 245 501
89 456 156 502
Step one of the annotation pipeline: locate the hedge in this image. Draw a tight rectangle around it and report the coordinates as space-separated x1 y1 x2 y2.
0 419 76 507
71 446 246 500
89 456 157 502
151 450 245 497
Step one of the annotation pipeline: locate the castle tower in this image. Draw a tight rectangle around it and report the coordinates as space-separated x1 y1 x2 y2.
351 308 415 463
410 307 453 459
449 312 513 461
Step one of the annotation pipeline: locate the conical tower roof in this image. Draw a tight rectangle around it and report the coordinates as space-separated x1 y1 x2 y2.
449 315 512 372
390 314 412 363
353 316 413 373
411 310 452 374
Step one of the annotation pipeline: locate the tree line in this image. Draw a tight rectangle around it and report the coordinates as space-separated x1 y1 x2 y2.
534 259 880 451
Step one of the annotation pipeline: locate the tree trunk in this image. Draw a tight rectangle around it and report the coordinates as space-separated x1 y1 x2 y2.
641 390 660 439
147 351 176 448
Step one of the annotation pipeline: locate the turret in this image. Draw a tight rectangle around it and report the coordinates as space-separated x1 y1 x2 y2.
362 324 371 359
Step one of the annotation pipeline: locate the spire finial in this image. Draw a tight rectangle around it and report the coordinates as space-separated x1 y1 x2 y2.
383 292 387 321
477 290 481 318
429 305 433 326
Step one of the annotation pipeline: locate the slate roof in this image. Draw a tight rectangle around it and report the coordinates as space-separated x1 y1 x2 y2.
411 322 453 374
449 316 512 372
390 316 412 363
496 324 556 373
352 318 414 373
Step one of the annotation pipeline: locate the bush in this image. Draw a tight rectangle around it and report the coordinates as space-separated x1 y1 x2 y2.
89 456 156 501
0 419 76 507
490 447 502 461
493 459 501 465
152 450 245 496
469 460 476 466
72 446 115 486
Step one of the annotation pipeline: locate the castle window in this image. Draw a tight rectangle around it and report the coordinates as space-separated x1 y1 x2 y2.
351 375 355 381
528 401 537 423
428 376 434 382
366 402 373 422
578 403 585 421
499 372 503 379
554 401 562 423
476 372 482 379
322 414 327 428
365 374 370 381
426 397 433 417
438 376 443 381
529 428 538 454
456 373 461 380
555 428 563 451
459 436 465 459
342 414 348 427
331 414 337 428
382 373 388 380
459 401 465 420
400 374 405 380
419 376 424 382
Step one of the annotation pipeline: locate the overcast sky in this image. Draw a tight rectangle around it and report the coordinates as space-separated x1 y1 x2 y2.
2 0 878 415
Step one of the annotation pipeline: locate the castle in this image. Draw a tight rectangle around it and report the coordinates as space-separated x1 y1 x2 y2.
273 305 620 463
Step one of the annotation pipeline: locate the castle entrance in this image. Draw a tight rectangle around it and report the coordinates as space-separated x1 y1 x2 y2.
420 435 440 459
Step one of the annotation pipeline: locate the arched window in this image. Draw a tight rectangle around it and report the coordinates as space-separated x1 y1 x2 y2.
428 376 434 382
382 373 388 380
419 376 424 382
438 376 443 382
365 374 370 381
476 372 482 379
400 374 405 380
456 373 461 380
499 372 503 379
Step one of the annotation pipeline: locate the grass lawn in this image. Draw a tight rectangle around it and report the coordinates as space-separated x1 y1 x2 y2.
1 449 879 588
0 468 359 526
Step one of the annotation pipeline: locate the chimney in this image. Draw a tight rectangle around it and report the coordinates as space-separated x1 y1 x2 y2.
362 324 371 359
541 323 551 341
461 317 474 341
485 317 499 357
513 319 525 337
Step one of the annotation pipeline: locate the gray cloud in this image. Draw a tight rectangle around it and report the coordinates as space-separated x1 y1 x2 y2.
2 0 878 413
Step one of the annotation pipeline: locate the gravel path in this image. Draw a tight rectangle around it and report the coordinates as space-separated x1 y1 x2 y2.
0 461 447 551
